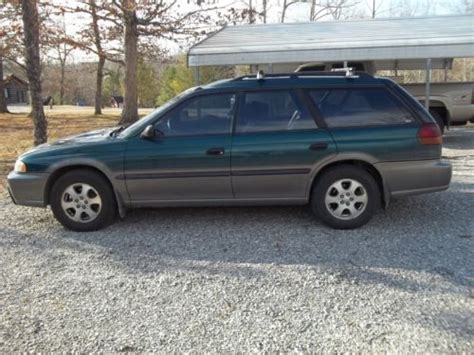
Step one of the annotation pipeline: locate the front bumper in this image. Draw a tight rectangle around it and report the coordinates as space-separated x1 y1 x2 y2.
375 159 452 198
7 171 49 207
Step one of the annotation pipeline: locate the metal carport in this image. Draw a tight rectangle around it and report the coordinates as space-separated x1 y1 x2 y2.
187 14 474 108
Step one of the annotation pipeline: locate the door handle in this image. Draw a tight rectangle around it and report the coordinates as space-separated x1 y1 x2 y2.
206 147 225 156
309 142 328 151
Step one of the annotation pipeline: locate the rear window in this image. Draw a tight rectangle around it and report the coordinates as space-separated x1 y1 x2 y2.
308 88 415 128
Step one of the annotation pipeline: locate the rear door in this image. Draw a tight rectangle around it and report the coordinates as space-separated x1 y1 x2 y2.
231 89 337 199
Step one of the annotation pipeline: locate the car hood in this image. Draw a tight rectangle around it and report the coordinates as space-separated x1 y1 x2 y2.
20 127 121 159
50 127 120 146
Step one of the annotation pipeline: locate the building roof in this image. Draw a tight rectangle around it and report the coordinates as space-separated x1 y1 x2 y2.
188 15 474 67
3 75 28 87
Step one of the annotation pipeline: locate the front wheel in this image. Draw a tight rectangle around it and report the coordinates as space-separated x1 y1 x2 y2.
50 170 117 231
311 166 380 229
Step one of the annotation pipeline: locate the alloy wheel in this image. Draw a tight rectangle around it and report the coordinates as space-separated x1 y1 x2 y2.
324 179 368 220
60 183 102 223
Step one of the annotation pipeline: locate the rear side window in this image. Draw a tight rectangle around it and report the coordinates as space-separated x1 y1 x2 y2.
236 90 316 133
309 88 415 128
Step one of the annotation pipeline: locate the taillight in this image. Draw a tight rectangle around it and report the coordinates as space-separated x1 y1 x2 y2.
418 123 442 145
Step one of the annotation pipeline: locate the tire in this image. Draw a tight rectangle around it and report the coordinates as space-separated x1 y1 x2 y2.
429 109 445 134
50 170 117 231
311 166 380 229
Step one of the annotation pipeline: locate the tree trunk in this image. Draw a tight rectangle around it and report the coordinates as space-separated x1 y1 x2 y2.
0 55 9 113
59 59 65 105
262 0 267 23
119 2 139 125
310 0 316 21
249 0 254 24
281 0 287 23
95 55 105 115
21 0 47 145
90 0 105 115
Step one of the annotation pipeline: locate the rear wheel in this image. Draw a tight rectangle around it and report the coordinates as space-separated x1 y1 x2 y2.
50 170 117 231
429 109 445 134
311 166 380 229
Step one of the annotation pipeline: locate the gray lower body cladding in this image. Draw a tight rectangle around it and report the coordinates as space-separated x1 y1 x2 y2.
7 171 49 207
375 159 452 198
7 159 452 208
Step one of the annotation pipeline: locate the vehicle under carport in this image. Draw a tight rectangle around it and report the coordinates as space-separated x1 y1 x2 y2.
187 14 474 130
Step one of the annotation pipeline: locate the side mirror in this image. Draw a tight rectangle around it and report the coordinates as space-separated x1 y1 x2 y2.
140 125 155 139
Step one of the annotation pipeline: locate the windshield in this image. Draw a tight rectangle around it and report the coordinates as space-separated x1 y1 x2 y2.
118 86 200 138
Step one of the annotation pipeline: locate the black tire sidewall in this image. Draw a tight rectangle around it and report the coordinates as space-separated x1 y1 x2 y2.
50 170 116 231
311 166 380 229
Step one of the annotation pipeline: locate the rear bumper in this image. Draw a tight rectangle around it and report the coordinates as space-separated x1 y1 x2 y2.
375 159 452 198
7 171 49 207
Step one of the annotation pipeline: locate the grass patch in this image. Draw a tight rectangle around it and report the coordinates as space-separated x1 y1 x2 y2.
0 106 152 190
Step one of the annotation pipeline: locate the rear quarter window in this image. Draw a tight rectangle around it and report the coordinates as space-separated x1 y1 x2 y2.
309 87 415 128
388 83 434 123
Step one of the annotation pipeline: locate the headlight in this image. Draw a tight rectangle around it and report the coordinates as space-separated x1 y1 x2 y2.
14 160 27 173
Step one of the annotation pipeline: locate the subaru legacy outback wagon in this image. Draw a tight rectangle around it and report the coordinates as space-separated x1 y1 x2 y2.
8 71 452 231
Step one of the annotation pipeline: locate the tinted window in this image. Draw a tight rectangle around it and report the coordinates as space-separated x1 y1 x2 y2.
309 88 414 127
236 91 316 133
155 93 235 136
390 83 433 123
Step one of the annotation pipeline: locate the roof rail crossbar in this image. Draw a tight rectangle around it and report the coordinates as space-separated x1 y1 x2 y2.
233 71 373 81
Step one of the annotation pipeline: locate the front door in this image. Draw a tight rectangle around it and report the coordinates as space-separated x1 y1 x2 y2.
124 92 236 203
231 90 337 199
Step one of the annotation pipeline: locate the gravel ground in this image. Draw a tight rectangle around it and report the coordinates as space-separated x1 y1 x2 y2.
0 128 473 352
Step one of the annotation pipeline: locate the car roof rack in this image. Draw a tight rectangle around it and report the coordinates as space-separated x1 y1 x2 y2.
233 69 373 81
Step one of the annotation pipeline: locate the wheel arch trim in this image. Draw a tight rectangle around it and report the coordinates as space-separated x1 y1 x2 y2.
44 159 126 217
306 153 389 208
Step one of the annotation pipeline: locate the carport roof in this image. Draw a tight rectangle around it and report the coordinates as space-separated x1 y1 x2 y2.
188 15 474 67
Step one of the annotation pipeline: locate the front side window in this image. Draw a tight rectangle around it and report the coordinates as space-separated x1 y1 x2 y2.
309 88 415 128
155 93 236 136
236 90 316 133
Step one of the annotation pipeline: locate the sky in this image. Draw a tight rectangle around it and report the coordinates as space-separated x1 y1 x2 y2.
274 0 468 22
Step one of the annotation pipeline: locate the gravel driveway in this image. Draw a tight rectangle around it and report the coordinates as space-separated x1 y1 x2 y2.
1 128 473 352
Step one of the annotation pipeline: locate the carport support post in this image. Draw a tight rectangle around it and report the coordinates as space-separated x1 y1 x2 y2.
193 66 200 86
425 58 432 109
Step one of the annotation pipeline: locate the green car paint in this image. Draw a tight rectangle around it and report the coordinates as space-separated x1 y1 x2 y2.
7 73 451 219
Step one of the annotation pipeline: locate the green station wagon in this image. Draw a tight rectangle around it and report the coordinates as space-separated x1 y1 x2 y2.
8 71 452 231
